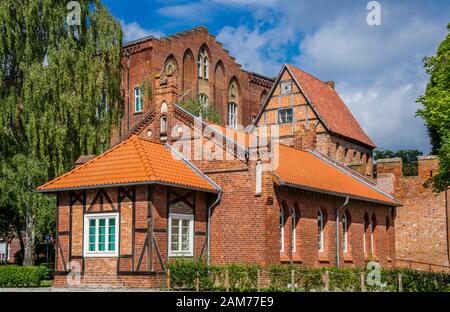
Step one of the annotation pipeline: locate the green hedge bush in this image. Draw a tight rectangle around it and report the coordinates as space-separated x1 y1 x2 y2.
168 260 450 292
168 259 259 291
0 265 48 287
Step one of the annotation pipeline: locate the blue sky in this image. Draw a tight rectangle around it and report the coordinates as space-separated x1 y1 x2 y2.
103 0 450 153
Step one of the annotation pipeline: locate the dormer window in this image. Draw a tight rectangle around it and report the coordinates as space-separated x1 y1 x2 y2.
281 81 292 95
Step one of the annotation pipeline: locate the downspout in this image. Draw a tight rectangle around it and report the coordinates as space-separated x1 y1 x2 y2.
446 188 450 267
207 192 222 266
127 51 131 131
336 196 350 268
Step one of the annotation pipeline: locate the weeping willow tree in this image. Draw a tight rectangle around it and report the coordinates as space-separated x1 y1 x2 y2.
0 0 123 265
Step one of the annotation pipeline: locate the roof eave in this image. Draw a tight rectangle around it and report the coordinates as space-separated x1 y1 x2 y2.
36 180 219 194
273 173 401 207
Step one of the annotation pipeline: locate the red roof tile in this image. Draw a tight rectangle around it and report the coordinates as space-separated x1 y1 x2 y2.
274 144 399 205
287 64 376 147
37 135 218 192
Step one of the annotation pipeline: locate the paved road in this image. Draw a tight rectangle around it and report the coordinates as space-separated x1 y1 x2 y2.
0 287 163 292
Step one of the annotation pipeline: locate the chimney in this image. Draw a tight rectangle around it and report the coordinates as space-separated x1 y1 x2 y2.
74 155 95 168
325 80 335 90
293 124 317 150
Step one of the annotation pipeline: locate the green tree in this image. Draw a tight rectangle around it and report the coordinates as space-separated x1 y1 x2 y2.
417 23 450 192
374 149 423 176
0 0 123 265
179 96 222 124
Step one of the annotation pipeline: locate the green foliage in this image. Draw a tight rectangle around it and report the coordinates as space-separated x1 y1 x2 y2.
374 149 423 176
0 0 123 263
179 97 222 124
168 259 259 291
417 23 450 192
0 265 47 287
168 260 450 292
140 78 153 108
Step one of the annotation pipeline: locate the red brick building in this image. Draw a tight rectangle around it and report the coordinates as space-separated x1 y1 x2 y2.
376 157 450 272
116 26 273 144
39 66 400 287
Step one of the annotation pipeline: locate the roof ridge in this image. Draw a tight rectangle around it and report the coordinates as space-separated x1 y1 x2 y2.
287 63 327 85
37 138 133 190
131 135 157 180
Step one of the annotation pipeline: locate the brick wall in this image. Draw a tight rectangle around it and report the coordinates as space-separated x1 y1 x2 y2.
376 156 450 269
117 26 273 143
54 184 209 288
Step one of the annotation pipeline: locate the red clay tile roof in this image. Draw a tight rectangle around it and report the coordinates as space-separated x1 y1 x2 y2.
37 135 218 192
287 64 376 148
274 144 399 205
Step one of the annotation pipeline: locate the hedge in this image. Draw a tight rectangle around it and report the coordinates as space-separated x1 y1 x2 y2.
168 259 259 291
0 265 48 287
168 260 450 292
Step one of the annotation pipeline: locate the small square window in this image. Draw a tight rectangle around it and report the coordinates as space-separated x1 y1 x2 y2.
281 81 292 95
278 108 293 124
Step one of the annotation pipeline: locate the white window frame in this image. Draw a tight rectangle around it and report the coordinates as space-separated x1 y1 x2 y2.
370 216 375 254
168 213 194 257
281 81 292 95
7 245 10 260
343 212 349 253
83 212 119 258
255 160 262 195
203 56 209 79
198 55 202 78
199 93 209 109
228 102 237 129
291 208 296 253
278 108 293 124
318 209 324 252
134 87 143 113
280 209 284 252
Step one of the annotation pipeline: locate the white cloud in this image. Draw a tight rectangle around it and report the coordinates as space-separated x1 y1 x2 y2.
120 20 163 43
157 2 212 22
295 10 447 153
216 25 293 76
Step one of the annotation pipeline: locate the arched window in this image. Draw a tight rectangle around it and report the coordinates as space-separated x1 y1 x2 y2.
343 211 349 253
318 209 324 252
227 102 237 129
291 208 297 252
203 56 208 79
197 55 202 78
160 101 168 113
160 116 168 135
280 208 284 252
371 214 377 254
363 213 369 255
199 93 209 108
198 47 208 79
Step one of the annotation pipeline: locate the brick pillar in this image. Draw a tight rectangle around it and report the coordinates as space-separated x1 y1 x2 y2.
418 155 438 180
376 158 402 198
293 125 317 150
154 74 178 142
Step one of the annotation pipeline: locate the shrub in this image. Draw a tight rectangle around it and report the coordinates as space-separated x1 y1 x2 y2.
0 265 48 287
168 260 450 292
168 259 259 291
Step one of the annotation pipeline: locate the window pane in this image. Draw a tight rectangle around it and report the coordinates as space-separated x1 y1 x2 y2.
181 220 190 251
171 218 180 252
89 219 96 251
